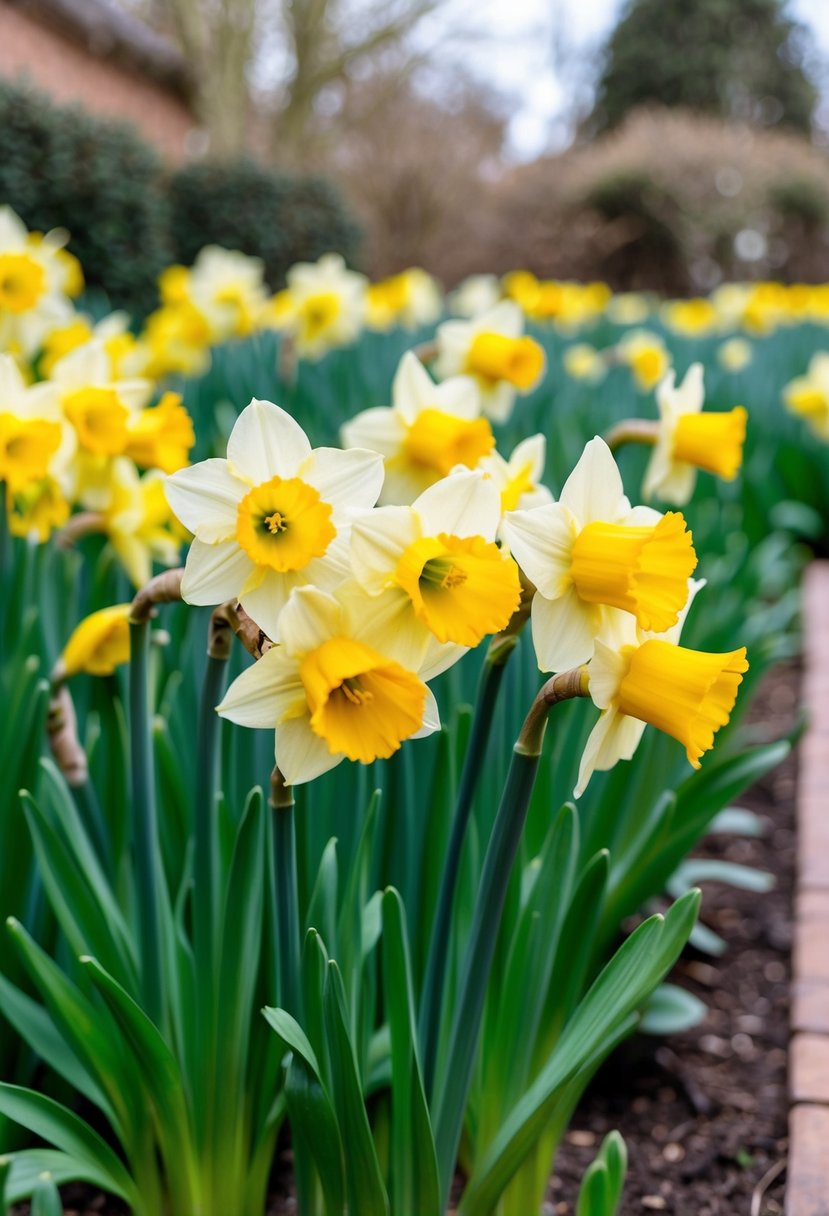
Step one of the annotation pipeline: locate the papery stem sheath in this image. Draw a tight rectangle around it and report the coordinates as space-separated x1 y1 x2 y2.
604 418 659 453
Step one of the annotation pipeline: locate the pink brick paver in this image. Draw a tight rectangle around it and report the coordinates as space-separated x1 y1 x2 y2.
789 563 829 1213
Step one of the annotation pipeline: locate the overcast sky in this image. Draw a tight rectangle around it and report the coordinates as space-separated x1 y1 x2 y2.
431 0 829 159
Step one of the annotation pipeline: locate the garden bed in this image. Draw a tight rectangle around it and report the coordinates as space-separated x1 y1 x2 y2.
553 661 799 1216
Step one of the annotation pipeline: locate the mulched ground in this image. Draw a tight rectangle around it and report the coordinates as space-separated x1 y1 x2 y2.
551 661 798 1216
13 664 799 1216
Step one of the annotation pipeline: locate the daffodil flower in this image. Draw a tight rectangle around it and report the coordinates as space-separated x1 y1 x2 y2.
0 355 67 491
125 392 196 475
341 351 491 505
59 604 132 678
218 585 447 785
166 398 384 639
575 583 748 796
104 459 182 587
348 470 521 669
0 207 75 357
51 340 153 460
478 434 553 516
448 274 502 318
502 437 697 672
434 301 546 422
270 254 368 360
643 364 747 504
617 329 671 392
366 268 442 331
783 353 829 441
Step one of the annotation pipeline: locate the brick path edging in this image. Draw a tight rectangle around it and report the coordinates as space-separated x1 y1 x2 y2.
788 562 829 1214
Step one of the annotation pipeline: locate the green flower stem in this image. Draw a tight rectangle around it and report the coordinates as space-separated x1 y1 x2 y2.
603 418 659 453
419 632 518 1098
128 616 164 1028
72 778 111 871
432 665 589 1205
271 767 301 1017
194 608 233 973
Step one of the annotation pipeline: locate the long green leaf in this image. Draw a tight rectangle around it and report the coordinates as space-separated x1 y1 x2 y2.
382 889 440 1216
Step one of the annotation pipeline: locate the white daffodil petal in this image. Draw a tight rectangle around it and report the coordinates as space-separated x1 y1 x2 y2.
434 375 482 420
501 504 575 598
350 506 418 593
559 436 625 524
674 362 705 414
341 407 405 457
412 687 441 739
414 470 501 540
620 503 663 527
586 638 631 709
392 350 439 422
217 648 306 728
277 716 344 786
341 582 433 673
227 398 311 483
301 446 384 513
276 586 343 657
510 433 546 480
165 459 244 541
481 382 517 424
531 587 598 672
181 538 255 605
575 707 646 798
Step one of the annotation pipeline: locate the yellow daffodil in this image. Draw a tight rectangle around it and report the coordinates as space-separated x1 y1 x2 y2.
434 301 546 423
783 353 829 441
269 254 368 360
341 351 491 505
366 268 442 331
41 312 148 380
141 303 212 379
217 584 450 784
606 293 651 326
478 434 553 516
502 437 697 672
0 355 68 491
50 340 153 460
60 604 132 678
643 364 747 504
717 337 753 373
662 298 718 337
125 392 196 474
563 343 607 383
8 476 70 541
166 398 384 638
103 459 182 587
617 329 671 392
575 584 748 795
186 246 269 341
0 208 75 357
349 469 521 668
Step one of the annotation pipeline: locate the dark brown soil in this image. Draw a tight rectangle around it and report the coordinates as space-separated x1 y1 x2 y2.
550 662 799 1216
13 665 799 1216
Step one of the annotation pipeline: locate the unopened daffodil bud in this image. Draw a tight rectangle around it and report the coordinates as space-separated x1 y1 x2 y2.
58 604 132 679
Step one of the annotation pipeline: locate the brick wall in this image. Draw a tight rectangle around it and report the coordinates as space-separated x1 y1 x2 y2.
0 3 195 161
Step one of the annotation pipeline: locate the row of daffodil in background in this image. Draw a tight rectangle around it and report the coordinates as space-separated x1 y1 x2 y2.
0 194 820 625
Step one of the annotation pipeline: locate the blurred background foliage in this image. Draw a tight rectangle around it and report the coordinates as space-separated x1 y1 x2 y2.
2 0 829 305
